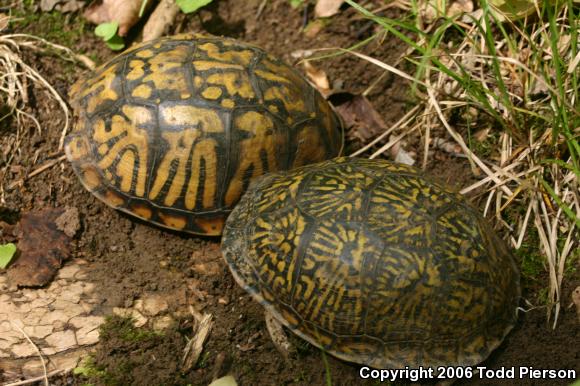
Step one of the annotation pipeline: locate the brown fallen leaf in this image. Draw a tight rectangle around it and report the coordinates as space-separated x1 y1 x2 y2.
84 0 145 36
330 92 387 143
303 61 331 98
421 0 474 23
7 208 71 287
447 0 473 17
314 0 344 18
142 0 180 42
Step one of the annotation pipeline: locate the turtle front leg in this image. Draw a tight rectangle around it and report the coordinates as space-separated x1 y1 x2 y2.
264 311 295 360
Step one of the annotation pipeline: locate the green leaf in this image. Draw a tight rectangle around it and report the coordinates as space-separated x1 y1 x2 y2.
176 0 213 14
0 243 17 269
94 21 119 41
489 0 538 21
290 0 305 8
106 35 125 51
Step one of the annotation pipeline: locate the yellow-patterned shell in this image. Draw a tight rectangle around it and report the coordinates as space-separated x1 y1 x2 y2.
65 34 342 235
221 157 520 369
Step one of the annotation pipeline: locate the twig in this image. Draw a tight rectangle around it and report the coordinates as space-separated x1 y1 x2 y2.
256 0 268 19
7 154 67 190
11 322 49 386
3 369 67 386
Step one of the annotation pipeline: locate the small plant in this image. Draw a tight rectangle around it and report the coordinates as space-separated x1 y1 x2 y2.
92 0 215 50
290 0 306 8
176 0 213 13
94 21 124 51
0 243 16 269
73 356 106 378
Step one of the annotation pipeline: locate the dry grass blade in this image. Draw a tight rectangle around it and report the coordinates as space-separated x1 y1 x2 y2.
7 154 67 190
10 322 49 386
350 105 421 157
0 25 81 202
426 86 513 196
344 1 579 327
345 49 427 86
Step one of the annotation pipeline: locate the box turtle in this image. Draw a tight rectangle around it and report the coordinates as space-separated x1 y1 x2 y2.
222 157 520 369
64 34 342 235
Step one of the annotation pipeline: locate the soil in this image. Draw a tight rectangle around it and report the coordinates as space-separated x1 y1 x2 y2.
1 1 578 386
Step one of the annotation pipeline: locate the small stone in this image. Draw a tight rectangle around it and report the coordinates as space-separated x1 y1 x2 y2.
142 295 168 316
55 207 80 238
152 315 175 331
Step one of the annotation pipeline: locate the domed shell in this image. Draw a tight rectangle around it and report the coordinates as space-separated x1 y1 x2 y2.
65 34 342 235
222 157 520 368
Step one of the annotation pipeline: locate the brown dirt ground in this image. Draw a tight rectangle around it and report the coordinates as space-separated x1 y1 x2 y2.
1 1 579 385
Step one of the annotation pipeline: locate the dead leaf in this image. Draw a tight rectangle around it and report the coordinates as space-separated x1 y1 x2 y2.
7 208 71 287
390 137 416 166
142 0 180 42
330 92 386 143
447 0 473 17
420 0 474 23
303 61 331 98
84 0 145 36
314 0 344 18
181 306 213 372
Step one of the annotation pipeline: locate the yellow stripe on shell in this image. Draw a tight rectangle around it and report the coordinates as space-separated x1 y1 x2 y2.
206 72 255 99
224 111 279 206
96 106 151 197
198 42 254 65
